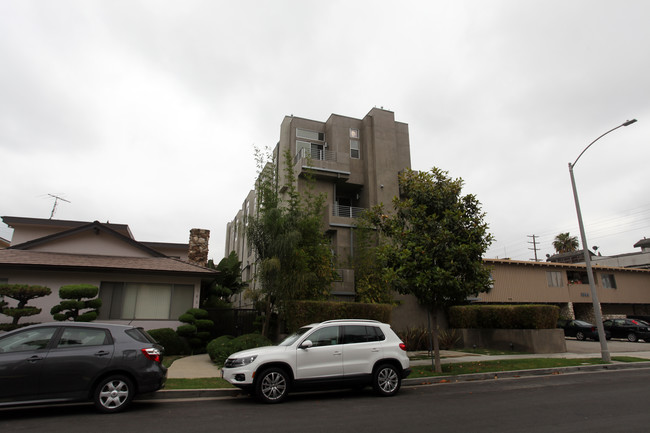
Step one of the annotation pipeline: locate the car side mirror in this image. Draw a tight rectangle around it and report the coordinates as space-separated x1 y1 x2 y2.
300 340 313 349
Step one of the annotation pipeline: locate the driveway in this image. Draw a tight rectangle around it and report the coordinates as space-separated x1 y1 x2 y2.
565 337 650 354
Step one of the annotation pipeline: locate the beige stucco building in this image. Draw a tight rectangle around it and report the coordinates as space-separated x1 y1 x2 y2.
226 107 411 303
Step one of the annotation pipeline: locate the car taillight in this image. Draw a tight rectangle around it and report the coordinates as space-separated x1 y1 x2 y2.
399 343 407 351
142 348 162 363
591 327 596 332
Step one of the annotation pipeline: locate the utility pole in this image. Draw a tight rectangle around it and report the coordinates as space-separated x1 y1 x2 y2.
527 234 540 262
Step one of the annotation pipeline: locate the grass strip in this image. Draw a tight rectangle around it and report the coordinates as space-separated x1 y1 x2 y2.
411 356 648 377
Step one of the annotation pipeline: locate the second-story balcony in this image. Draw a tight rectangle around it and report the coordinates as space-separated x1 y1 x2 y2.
293 147 350 181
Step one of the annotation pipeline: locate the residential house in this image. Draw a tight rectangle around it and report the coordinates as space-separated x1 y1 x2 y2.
0 216 218 330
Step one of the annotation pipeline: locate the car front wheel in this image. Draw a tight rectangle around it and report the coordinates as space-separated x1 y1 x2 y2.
576 331 585 341
256 367 289 403
373 364 401 397
93 375 134 413
627 333 639 342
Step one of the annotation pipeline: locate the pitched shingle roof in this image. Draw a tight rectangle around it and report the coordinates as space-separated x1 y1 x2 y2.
0 249 218 277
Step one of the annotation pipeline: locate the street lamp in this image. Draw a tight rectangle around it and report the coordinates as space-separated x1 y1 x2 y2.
568 118 637 363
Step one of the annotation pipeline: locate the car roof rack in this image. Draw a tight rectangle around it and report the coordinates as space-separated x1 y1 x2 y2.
320 319 381 324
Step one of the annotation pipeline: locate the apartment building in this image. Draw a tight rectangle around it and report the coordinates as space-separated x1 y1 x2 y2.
225 107 411 303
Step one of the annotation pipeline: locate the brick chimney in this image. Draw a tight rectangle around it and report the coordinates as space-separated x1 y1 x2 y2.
188 228 210 266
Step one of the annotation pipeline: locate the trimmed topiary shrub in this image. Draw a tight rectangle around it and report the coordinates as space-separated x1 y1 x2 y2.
148 328 190 355
207 335 235 363
50 284 102 322
176 308 214 354
0 284 52 329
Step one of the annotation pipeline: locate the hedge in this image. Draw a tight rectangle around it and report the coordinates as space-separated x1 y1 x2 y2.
284 300 393 333
448 304 559 330
207 333 272 365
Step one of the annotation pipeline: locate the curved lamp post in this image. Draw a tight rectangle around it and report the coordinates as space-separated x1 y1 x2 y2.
568 119 637 363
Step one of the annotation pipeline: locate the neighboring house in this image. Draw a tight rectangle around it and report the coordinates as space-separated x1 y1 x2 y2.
226 108 411 304
478 258 650 322
0 216 217 330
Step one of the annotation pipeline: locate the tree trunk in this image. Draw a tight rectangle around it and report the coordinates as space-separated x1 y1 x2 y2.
428 309 442 373
261 299 272 338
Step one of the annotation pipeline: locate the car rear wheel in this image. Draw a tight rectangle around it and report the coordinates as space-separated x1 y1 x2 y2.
576 331 585 341
373 364 401 397
93 375 134 413
256 367 289 403
627 333 639 342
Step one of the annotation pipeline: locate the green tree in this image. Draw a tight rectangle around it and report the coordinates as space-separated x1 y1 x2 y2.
367 168 493 372
201 251 247 308
50 284 102 322
351 218 395 304
0 284 52 330
247 147 336 337
553 232 579 254
176 308 214 354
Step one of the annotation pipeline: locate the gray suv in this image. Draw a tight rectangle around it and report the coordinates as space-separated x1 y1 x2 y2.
0 322 167 413
222 319 410 403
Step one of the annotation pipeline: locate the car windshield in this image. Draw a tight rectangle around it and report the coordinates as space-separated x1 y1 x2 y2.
278 327 312 346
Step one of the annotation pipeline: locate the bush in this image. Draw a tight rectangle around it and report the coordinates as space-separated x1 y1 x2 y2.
285 300 393 333
50 284 101 322
397 327 430 351
148 328 190 355
448 305 559 329
207 333 272 365
176 308 214 354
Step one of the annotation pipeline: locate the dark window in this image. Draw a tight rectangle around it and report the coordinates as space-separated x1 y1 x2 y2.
342 325 385 344
0 327 57 353
306 326 340 347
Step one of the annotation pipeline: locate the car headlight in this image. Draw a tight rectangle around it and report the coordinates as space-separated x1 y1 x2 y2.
226 355 258 368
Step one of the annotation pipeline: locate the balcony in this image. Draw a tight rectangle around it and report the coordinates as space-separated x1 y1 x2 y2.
332 204 365 219
293 148 350 181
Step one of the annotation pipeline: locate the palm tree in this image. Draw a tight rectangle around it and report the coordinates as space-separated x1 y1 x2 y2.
553 232 579 253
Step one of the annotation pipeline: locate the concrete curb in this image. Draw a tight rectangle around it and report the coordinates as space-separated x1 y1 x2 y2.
139 361 650 401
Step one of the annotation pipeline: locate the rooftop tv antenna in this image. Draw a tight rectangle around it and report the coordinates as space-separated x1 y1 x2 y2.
48 194 71 219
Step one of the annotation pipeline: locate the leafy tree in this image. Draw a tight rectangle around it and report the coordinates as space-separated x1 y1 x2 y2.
50 284 102 322
201 251 247 308
247 147 336 337
0 284 52 330
553 232 579 254
366 168 493 372
351 218 395 304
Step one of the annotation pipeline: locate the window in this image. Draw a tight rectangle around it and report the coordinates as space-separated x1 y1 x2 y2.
57 327 111 347
350 139 360 159
602 274 617 289
98 282 194 320
546 271 564 287
350 128 359 139
0 327 56 353
566 270 591 285
306 326 340 347
296 128 324 141
342 325 385 344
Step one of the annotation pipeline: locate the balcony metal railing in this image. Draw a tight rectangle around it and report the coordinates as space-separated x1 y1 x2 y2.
294 148 337 164
333 205 365 219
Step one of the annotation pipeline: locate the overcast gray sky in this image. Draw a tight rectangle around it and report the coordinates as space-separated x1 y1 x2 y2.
1 0 648 263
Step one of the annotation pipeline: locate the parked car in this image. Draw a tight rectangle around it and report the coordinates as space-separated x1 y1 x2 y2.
221 319 411 403
0 322 167 413
602 318 650 342
557 319 610 341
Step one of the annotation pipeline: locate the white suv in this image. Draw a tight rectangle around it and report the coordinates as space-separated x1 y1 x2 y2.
221 319 410 403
